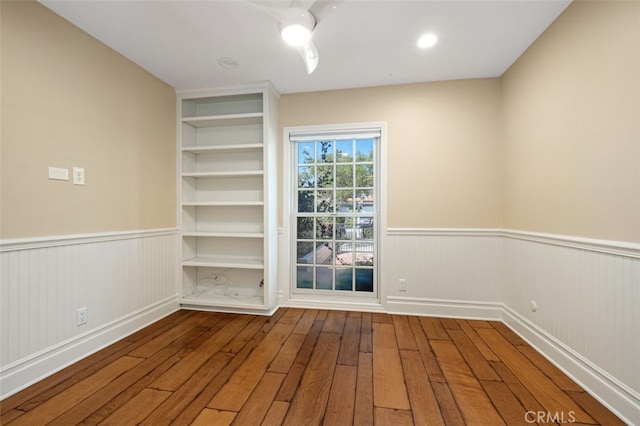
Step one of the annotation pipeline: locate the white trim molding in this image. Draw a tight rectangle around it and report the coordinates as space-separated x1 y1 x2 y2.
0 228 180 252
501 229 640 259
386 296 503 320
387 227 501 237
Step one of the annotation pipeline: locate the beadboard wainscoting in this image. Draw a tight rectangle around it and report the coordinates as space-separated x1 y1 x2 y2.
385 228 504 319
0 229 181 399
381 228 639 424
501 231 640 425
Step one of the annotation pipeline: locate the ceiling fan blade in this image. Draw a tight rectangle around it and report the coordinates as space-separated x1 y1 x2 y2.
247 1 315 29
308 0 344 23
297 40 319 74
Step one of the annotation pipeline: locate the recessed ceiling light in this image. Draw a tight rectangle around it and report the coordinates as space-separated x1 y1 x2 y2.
417 33 438 49
218 57 238 69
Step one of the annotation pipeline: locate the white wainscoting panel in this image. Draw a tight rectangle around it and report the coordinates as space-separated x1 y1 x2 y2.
385 229 503 319
0 229 180 399
502 232 640 425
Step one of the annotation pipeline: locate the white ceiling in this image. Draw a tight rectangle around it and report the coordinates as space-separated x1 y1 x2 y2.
40 0 571 94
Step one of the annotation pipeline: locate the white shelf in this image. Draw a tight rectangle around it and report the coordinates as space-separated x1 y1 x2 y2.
181 201 264 207
182 112 263 128
181 294 264 309
181 171 263 178
182 231 264 238
181 144 263 154
183 256 264 269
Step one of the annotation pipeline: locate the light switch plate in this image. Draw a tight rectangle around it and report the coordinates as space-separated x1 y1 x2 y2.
48 166 69 181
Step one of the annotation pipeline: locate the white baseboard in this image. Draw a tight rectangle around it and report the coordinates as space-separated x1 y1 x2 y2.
0 295 180 400
386 296 503 320
501 305 639 425
282 298 386 313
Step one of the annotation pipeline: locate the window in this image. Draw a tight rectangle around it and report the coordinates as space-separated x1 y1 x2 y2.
288 126 381 299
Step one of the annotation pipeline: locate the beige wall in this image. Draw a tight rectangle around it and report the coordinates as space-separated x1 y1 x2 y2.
279 79 503 228
501 1 640 243
0 1 176 239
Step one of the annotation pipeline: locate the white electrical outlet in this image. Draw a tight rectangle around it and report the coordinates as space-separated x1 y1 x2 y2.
77 307 88 326
529 300 537 312
398 278 407 292
73 167 85 185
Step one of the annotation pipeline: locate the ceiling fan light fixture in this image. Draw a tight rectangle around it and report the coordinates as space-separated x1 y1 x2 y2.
281 24 312 46
417 33 438 49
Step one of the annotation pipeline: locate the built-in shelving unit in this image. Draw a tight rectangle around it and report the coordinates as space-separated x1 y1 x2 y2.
178 83 279 313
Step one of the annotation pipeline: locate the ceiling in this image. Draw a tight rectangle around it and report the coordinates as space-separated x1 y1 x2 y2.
39 0 571 94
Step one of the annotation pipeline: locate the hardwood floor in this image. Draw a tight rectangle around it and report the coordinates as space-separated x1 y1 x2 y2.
1 309 624 425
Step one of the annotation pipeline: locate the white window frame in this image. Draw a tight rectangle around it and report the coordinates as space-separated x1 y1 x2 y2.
281 122 388 310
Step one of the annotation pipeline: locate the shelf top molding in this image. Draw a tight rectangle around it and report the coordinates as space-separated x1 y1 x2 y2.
176 81 280 100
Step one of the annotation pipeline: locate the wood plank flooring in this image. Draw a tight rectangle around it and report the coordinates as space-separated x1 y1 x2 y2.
0 309 624 425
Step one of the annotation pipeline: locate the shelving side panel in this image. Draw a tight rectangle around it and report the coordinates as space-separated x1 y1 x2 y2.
182 176 264 203
182 205 264 234
262 84 280 309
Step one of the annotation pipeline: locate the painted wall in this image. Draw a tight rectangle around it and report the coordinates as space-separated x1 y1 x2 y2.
279 79 503 229
501 0 640 243
0 2 181 400
0 1 177 239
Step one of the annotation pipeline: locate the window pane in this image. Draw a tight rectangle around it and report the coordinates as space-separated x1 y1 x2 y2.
296 241 315 264
317 141 334 163
296 265 313 289
316 242 334 265
355 269 374 292
298 166 315 188
336 189 354 212
356 139 374 161
336 241 354 266
356 164 374 187
298 142 315 163
336 140 353 162
297 217 314 239
316 267 333 289
355 190 374 211
317 165 334 188
336 165 353 188
355 241 374 266
336 217 355 240
316 217 333 239
293 135 377 298
336 268 353 290
298 190 314 212
361 225 374 240
316 190 334 212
